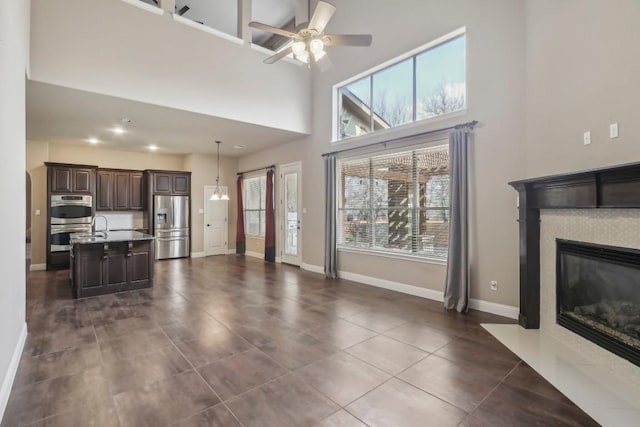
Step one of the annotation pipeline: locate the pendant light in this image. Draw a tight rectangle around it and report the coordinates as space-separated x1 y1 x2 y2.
210 140 229 201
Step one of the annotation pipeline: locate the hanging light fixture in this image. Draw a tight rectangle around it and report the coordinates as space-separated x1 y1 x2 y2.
210 140 230 201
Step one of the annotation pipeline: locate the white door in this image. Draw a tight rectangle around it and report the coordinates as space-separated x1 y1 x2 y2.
280 162 302 266
204 186 228 256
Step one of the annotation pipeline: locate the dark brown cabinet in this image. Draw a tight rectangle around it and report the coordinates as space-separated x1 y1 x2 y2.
71 240 154 298
149 171 191 196
173 174 190 194
47 163 96 194
130 173 144 210
96 169 144 211
96 170 113 210
153 173 172 194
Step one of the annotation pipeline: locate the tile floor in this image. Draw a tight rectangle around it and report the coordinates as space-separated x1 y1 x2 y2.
2 256 599 426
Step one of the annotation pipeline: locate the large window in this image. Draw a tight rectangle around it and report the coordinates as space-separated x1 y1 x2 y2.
244 175 267 237
337 30 466 140
338 144 450 261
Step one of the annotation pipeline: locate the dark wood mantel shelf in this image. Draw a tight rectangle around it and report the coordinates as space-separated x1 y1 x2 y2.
509 161 640 329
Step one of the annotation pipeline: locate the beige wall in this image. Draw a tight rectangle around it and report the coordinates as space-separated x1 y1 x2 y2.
525 0 640 178
239 0 526 307
27 141 187 265
184 153 238 254
26 140 49 266
47 143 186 170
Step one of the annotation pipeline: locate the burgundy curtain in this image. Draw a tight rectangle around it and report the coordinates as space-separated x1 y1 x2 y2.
236 176 246 254
264 169 276 262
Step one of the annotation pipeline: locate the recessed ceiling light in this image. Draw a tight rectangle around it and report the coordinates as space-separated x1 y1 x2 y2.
112 126 125 135
87 137 100 144
233 144 246 149
148 144 158 151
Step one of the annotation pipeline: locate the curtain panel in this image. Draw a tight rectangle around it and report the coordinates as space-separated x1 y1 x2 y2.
324 154 338 278
264 169 276 262
236 175 246 254
443 128 470 312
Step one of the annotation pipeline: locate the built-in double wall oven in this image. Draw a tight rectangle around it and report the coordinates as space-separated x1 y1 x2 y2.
49 195 93 252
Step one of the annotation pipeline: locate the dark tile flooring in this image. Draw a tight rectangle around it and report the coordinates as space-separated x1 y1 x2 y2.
2 256 599 427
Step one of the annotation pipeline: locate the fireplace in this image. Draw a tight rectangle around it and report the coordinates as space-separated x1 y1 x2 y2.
556 239 640 367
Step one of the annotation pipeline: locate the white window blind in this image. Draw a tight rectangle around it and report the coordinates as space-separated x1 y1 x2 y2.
338 144 450 261
244 175 266 237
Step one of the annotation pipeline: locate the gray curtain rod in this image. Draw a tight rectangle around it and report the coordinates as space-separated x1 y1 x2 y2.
237 164 276 176
321 120 478 158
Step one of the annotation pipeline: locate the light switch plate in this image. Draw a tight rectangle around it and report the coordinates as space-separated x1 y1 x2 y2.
198 209 204 214
583 131 591 145
35 209 41 216
610 123 619 139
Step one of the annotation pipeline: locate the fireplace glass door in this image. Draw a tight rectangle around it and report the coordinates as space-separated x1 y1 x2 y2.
557 239 640 367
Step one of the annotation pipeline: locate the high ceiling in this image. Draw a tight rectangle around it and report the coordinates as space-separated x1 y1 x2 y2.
26 81 306 157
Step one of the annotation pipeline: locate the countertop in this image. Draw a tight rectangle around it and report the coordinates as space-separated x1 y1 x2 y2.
70 231 155 245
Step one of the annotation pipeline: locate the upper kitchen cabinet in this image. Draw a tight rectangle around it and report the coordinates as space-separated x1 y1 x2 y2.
146 171 191 196
96 169 145 211
46 163 97 195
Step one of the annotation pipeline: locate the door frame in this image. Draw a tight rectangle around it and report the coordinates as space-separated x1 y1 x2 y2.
203 185 228 256
279 162 302 266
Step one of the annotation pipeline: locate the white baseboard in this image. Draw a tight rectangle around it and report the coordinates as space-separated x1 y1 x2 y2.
299 266 518 320
0 322 27 423
190 252 206 258
301 263 324 274
227 249 237 255
339 271 445 302
29 263 45 271
468 299 519 319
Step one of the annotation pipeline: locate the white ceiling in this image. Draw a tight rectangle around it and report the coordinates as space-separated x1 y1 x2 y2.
26 81 306 157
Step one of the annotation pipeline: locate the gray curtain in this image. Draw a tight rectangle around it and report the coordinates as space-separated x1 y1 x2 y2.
324 154 338 278
444 128 469 312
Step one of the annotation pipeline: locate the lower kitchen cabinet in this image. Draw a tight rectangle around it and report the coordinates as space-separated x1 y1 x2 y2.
71 239 154 298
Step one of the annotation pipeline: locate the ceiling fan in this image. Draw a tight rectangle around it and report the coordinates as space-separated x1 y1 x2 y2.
249 1 372 66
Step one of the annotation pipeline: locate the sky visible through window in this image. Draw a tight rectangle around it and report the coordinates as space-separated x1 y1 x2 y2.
339 34 466 137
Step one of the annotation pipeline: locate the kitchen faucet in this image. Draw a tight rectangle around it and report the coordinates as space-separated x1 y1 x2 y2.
91 215 109 237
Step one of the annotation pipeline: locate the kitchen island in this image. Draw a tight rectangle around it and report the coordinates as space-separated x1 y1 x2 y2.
70 231 155 298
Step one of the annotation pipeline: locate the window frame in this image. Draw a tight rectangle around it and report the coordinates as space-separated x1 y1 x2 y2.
243 174 267 238
336 139 450 265
333 27 467 143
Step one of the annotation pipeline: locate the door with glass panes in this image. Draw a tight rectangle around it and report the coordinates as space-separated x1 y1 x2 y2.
280 162 302 266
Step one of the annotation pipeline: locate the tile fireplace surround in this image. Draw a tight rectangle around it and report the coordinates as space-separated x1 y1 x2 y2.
486 163 640 426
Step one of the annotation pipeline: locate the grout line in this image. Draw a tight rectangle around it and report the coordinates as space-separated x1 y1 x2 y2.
156 320 248 427
458 360 522 425
91 322 125 427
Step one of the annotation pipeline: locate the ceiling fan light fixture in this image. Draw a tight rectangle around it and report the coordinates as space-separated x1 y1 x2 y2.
292 41 306 57
310 38 325 56
297 50 310 64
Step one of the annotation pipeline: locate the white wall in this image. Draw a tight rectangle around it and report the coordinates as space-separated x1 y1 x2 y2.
0 0 30 420
29 0 311 135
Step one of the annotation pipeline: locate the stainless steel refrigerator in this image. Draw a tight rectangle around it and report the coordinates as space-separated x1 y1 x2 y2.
154 195 190 259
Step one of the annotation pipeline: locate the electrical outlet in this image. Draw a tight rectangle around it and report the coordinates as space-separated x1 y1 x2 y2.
583 131 591 145
490 280 498 291
610 123 619 139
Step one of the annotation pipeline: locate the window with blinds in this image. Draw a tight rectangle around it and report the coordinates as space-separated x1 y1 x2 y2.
244 175 266 237
338 144 450 261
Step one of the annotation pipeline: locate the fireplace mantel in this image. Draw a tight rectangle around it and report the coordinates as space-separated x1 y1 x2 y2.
509 161 640 329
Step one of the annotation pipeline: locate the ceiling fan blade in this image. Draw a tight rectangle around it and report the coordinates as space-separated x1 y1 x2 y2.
176 5 190 16
324 34 372 47
249 22 298 39
264 46 293 64
308 1 336 33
